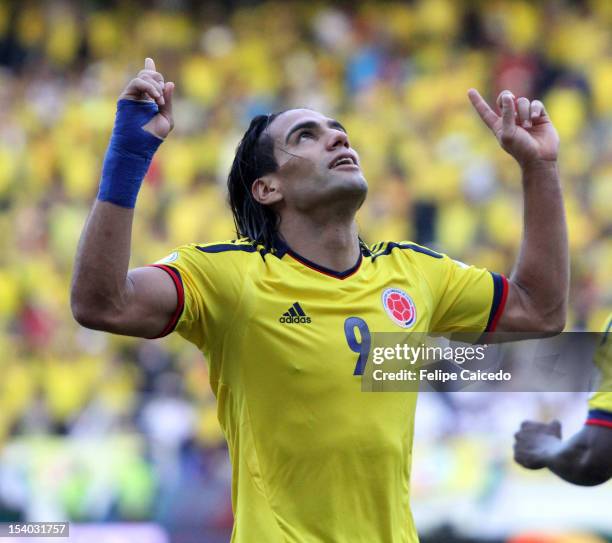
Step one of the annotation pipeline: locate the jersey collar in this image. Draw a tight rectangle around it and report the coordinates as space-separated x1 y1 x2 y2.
272 235 367 280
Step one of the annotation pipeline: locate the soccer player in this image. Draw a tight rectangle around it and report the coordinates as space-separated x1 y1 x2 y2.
71 58 568 541
514 314 612 486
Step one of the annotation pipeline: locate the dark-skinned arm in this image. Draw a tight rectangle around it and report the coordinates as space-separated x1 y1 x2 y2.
514 420 612 486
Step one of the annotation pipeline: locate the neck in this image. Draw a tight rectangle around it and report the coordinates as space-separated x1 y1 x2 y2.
278 213 361 273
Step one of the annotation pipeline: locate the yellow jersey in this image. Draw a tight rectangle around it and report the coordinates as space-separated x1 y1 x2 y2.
587 313 612 428
151 237 507 542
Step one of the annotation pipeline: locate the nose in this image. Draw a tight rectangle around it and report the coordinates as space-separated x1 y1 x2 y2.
326 128 349 150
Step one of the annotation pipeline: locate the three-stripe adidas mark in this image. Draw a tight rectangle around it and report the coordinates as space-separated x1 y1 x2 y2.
279 302 312 324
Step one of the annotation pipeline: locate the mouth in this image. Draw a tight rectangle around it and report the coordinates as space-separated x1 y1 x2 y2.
328 154 359 170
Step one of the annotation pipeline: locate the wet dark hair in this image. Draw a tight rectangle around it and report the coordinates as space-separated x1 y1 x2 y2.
227 111 286 251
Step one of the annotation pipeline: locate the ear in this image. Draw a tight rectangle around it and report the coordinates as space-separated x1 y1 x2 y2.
252 175 283 206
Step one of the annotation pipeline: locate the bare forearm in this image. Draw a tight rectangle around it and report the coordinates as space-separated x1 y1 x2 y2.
544 431 612 486
512 160 568 328
71 200 134 325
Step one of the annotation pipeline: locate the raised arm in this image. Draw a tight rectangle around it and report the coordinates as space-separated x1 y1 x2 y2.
468 89 568 333
71 58 178 338
514 420 612 486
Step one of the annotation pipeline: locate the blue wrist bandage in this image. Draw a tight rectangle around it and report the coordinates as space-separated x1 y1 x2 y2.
97 99 164 208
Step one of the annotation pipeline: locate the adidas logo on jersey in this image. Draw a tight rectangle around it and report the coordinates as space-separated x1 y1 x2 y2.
279 302 312 324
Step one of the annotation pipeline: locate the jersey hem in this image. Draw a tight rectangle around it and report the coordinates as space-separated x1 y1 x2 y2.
148 264 185 338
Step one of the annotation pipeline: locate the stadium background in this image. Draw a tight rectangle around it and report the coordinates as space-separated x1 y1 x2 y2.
0 0 611 542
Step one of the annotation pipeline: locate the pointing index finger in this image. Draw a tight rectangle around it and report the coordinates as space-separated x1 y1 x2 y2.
467 88 499 132
144 57 156 71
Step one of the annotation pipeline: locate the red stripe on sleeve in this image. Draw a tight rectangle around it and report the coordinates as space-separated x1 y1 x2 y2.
586 419 612 429
488 274 509 333
148 264 185 338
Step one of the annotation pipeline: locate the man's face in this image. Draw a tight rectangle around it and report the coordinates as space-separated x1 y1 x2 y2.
263 108 368 214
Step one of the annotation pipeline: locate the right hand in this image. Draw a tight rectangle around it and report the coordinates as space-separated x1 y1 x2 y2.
119 57 175 139
513 419 562 469
468 89 559 169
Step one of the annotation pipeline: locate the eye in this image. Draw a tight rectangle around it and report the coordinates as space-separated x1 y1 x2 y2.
298 130 314 141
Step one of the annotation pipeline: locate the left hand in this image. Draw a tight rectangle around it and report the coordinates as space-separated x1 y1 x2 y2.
119 58 175 140
513 420 562 469
468 89 559 168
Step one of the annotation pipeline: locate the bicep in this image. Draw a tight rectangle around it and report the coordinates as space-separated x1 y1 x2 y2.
109 266 179 338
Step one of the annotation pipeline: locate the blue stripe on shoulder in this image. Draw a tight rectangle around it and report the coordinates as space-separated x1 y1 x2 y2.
401 243 443 259
196 243 258 254
588 409 612 422
370 242 443 261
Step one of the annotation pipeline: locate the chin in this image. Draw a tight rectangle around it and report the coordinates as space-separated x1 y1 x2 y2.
296 171 368 212
339 170 368 190
328 173 368 204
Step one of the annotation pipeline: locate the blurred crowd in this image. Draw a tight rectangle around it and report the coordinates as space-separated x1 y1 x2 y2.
0 0 611 539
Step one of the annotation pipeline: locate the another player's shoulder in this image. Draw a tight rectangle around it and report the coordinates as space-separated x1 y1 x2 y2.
366 240 445 264
594 312 612 365
603 313 612 336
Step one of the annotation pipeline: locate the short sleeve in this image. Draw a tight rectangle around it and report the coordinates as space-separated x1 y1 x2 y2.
410 247 508 333
587 314 612 428
148 241 249 350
